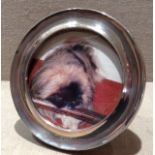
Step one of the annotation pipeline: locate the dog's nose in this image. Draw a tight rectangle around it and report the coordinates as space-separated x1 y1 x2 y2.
46 82 83 109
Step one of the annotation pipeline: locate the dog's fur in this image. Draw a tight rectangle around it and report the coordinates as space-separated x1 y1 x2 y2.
30 41 103 130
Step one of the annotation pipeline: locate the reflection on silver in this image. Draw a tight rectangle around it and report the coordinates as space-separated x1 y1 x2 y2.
10 9 145 151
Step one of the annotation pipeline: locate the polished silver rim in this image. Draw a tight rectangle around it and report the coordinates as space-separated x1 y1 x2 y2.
10 8 145 150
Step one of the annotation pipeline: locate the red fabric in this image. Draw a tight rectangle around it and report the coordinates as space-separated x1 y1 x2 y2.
94 80 122 115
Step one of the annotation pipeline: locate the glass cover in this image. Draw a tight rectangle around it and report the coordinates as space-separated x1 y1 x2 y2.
28 30 123 131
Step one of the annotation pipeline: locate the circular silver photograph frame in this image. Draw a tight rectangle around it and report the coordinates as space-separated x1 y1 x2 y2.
10 9 145 151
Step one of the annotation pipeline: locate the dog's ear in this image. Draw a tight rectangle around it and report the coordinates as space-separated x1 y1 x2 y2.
72 43 97 70
85 52 97 70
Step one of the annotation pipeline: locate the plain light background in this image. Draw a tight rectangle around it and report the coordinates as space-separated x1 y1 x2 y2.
1 0 153 81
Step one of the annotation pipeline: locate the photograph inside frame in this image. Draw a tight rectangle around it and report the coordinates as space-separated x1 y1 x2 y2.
28 30 123 131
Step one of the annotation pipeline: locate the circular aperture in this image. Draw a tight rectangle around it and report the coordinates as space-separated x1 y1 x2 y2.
27 30 123 134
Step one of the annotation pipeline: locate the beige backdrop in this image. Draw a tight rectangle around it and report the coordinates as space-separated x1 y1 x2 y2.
2 0 152 81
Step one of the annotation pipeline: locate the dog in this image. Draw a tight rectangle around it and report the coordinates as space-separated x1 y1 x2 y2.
30 41 104 130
